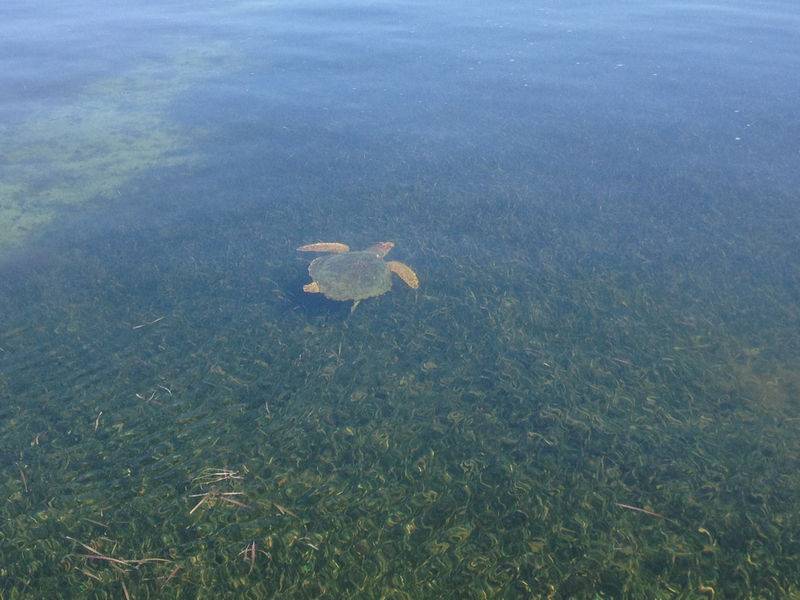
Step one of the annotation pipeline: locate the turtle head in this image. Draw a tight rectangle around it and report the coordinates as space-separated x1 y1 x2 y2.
368 241 394 258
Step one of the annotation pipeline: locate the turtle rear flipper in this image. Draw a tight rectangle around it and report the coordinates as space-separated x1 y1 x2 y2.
387 261 419 289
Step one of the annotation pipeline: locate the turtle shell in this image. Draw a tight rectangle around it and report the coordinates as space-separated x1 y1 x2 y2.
308 250 393 301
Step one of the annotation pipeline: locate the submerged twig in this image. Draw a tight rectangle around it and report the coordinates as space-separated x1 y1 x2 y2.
240 541 256 574
135 391 163 405
192 467 243 487
614 502 667 520
239 541 271 574
132 316 165 329
272 501 300 519
160 564 182 587
189 491 252 514
66 536 170 570
188 467 251 514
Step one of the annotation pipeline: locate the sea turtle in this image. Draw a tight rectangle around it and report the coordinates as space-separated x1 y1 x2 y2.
297 241 419 312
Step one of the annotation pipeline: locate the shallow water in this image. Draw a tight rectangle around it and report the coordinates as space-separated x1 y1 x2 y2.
2 0 799 597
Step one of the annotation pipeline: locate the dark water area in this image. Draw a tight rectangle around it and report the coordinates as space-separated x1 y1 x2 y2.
2 0 800 598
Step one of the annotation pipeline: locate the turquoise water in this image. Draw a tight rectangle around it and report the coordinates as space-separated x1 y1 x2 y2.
2 0 799 598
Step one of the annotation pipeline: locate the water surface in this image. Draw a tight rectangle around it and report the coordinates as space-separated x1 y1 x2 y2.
1 0 799 597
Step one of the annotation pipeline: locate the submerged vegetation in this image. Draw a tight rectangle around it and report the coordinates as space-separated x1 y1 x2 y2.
1 171 798 598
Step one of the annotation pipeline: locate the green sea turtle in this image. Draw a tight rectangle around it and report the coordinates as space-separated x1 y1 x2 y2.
297 241 419 312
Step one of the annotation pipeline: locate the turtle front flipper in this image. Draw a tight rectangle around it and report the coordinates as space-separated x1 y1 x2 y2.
350 299 361 313
297 242 350 253
387 261 419 289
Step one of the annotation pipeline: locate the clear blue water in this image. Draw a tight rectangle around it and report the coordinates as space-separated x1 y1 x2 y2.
2 1 799 597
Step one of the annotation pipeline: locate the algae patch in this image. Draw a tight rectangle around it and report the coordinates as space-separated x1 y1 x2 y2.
0 43 234 248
